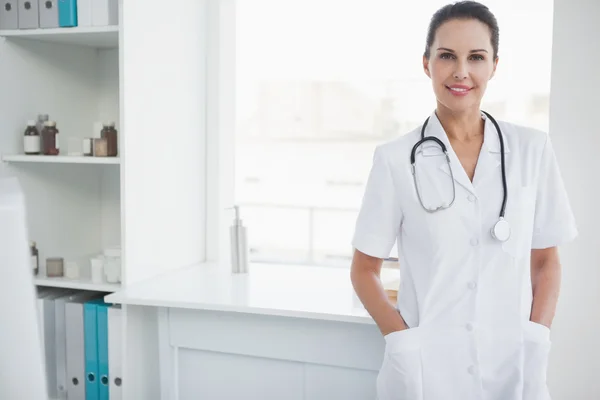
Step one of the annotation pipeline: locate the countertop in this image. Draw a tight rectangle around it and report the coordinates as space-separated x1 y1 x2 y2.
104 262 400 324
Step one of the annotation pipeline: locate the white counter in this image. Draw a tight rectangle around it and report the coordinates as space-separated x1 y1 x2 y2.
105 262 400 324
109 262 399 399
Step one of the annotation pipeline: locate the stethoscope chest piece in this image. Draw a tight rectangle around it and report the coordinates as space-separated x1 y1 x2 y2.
491 218 511 242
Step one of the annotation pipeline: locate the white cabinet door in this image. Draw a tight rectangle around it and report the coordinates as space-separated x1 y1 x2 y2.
178 349 304 400
305 364 378 400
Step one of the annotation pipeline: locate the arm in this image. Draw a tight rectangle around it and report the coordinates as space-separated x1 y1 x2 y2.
530 246 562 329
350 249 407 336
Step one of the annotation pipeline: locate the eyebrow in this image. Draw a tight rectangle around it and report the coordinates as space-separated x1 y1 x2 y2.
437 47 488 53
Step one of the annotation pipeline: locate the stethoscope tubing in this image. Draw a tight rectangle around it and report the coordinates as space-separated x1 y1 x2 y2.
410 111 507 219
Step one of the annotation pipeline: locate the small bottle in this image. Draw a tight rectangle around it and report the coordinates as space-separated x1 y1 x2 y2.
36 114 49 138
41 121 60 155
101 122 118 157
30 241 39 275
229 205 249 274
23 121 41 155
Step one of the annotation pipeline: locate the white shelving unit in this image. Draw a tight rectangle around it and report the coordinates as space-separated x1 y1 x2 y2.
34 276 120 292
2 1 213 397
0 23 123 292
0 25 118 48
2 154 120 164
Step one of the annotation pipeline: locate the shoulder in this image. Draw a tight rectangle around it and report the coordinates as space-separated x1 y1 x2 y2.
496 119 549 154
372 125 422 167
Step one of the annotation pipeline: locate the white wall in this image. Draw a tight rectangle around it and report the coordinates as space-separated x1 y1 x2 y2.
547 1 600 398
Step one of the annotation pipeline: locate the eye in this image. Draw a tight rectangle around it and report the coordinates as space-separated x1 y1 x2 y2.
470 54 485 61
439 52 455 60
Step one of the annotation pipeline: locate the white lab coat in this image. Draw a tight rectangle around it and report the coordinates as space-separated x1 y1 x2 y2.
352 111 578 400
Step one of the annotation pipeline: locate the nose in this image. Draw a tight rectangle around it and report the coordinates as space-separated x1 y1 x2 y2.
453 60 468 80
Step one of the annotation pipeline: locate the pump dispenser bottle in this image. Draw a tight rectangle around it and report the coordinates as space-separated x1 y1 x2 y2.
230 205 249 274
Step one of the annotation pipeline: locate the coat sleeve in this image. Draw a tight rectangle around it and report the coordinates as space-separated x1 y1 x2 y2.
351 145 403 259
531 134 578 249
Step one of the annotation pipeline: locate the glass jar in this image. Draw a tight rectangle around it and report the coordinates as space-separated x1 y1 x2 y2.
36 114 49 137
30 241 39 275
46 257 64 277
24 121 41 155
41 121 60 155
93 138 108 157
101 122 118 157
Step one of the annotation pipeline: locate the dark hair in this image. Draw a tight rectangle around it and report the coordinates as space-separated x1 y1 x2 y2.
423 1 499 60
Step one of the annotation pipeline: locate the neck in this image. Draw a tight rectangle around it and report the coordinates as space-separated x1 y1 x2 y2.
435 104 484 142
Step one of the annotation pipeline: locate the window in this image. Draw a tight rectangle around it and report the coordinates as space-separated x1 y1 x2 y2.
234 0 554 266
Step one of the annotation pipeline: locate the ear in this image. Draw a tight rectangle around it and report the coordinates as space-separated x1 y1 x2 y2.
490 56 499 80
423 55 431 78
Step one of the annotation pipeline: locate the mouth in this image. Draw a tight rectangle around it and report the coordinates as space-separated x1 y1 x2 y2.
446 85 472 96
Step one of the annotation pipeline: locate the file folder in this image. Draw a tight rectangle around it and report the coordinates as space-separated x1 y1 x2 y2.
97 302 110 400
108 305 123 400
58 0 76 27
39 289 76 399
66 298 88 400
84 299 103 400
63 292 101 400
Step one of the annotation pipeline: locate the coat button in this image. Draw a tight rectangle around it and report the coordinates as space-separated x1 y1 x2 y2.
468 281 477 290
466 323 474 332
470 238 479 246
468 195 476 202
468 365 478 375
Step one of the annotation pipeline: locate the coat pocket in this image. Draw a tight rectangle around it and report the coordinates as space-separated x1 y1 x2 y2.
501 186 536 258
377 328 424 400
522 321 551 400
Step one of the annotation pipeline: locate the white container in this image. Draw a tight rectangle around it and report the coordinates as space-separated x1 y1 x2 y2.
65 261 79 279
103 247 121 283
91 0 117 26
90 257 104 283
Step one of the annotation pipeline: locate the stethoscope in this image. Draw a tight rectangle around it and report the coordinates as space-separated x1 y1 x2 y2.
409 111 510 242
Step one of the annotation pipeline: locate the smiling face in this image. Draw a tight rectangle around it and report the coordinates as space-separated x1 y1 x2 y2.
423 18 498 115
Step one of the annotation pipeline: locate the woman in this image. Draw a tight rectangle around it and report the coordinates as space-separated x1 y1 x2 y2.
350 2 577 400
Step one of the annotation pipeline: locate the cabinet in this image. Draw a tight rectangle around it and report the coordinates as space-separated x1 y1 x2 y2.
0 25 122 291
2 0 222 397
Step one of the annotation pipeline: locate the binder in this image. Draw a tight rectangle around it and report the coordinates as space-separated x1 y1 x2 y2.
97 302 110 400
76 0 91 27
58 292 99 400
55 292 82 399
39 289 76 399
38 0 59 28
108 305 123 400
65 298 87 400
18 0 39 29
84 299 103 400
91 0 117 26
57 0 76 27
0 0 18 30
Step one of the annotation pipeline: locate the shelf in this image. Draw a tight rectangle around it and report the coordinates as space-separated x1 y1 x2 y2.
2 155 120 164
35 276 120 292
0 26 118 48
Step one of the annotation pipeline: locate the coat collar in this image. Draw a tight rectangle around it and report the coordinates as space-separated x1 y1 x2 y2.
417 111 510 195
419 111 510 155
